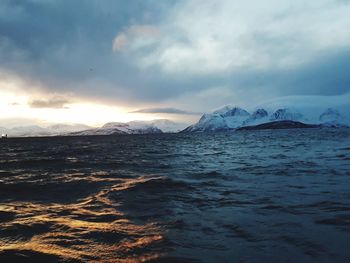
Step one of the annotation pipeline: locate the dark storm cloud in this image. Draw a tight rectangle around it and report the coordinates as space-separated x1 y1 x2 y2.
211 49 350 101
274 50 350 96
130 107 199 115
225 49 350 97
0 0 174 94
0 0 350 111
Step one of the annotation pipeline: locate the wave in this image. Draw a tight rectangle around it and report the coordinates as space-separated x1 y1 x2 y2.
1 130 350 262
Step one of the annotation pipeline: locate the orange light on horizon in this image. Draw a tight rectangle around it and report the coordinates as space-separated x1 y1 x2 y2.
0 88 160 127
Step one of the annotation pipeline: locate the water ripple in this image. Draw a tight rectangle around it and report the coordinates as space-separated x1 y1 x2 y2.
0 129 349 262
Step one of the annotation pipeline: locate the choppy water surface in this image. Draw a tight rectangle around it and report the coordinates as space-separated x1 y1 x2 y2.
0 129 350 262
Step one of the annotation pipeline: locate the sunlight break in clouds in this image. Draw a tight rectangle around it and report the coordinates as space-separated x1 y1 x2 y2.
0 80 155 128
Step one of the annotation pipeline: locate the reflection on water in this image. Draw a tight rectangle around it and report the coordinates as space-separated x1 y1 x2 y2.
0 129 350 262
0 176 167 262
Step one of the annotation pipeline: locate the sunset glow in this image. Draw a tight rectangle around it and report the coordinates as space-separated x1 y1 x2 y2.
0 82 160 127
0 101 156 128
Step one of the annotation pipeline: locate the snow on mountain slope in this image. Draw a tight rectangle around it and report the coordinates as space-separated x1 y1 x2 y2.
69 123 160 136
100 121 162 134
270 108 304 122
243 109 269 126
183 114 228 132
9 125 50 137
68 119 187 136
257 94 350 125
319 108 343 123
183 94 350 132
68 126 127 136
46 124 91 135
1 124 91 137
213 106 250 117
100 119 186 133
183 106 250 132
150 119 188 133
0 119 186 137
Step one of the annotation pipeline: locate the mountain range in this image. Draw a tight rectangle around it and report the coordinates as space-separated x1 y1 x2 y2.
1 96 349 137
182 95 350 132
0 120 187 137
0 124 90 138
183 106 349 132
68 119 186 136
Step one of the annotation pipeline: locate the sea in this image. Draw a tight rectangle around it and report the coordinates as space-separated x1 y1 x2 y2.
0 128 350 263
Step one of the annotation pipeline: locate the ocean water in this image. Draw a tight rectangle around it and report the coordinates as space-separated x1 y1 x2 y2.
0 128 350 263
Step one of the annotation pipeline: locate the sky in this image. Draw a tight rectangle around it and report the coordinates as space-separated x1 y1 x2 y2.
0 0 350 127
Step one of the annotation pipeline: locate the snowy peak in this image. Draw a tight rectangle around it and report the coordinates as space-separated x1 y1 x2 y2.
319 108 342 123
128 120 187 133
183 106 251 132
252 109 268 119
67 119 186 136
102 122 129 129
182 98 350 133
213 106 250 118
70 121 162 136
1 119 185 137
243 109 269 126
151 119 188 132
270 108 303 122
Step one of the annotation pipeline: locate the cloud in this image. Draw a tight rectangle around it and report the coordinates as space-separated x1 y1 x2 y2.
29 97 70 109
113 25 160 52
130 0 350 74
130 107 199 115
0 0 349 118
112 33 128 51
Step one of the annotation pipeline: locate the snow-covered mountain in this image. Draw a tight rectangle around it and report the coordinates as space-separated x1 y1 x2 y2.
319 108 343 123
120 119 186 133
73 122 162 136
258 94 350 123
46 124 91 134
182 106 250 132
182 95 350 132
0 119 187 137
9 125 49 137
0 124 91 137
269 108 305 122
1 95 349 136
149 119 188 133
242 109 269 126
68 119 186 136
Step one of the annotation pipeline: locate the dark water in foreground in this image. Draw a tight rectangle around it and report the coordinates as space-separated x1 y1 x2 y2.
0 129 350 263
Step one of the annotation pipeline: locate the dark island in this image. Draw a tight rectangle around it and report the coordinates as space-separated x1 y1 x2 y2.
236 120 320 131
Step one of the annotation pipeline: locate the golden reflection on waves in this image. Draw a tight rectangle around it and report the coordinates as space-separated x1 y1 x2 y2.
0 176 166 262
